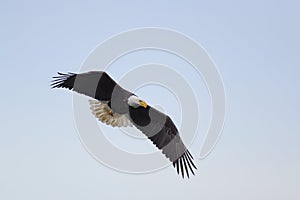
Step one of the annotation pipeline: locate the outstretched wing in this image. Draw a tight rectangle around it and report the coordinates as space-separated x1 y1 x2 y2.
51 71 117 101
128 105 197 178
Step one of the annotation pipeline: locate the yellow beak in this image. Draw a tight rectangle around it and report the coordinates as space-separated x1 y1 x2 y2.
139 101 148 108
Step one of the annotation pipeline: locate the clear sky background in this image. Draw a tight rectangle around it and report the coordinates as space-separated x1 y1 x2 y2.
0 0 299 199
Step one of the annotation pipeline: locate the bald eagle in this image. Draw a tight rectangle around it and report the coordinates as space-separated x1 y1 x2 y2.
51 71 196 178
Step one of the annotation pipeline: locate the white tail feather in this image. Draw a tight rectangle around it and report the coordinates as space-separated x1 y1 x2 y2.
89 100 132 127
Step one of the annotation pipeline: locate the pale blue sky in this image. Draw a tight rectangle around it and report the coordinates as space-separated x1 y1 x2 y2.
0 0 299 199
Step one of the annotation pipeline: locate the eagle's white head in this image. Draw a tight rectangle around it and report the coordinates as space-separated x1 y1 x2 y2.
127 95 148 108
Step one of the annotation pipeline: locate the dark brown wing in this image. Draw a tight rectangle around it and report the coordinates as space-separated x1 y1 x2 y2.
51 71 117 101
129 106 197 178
